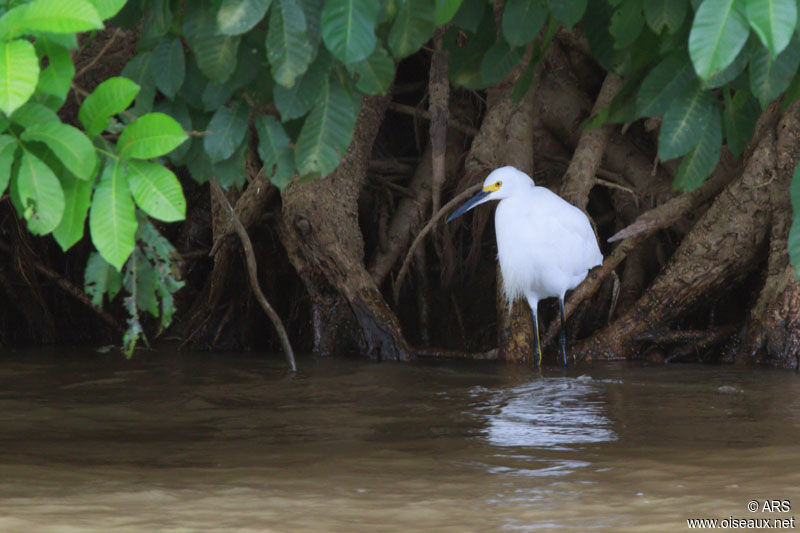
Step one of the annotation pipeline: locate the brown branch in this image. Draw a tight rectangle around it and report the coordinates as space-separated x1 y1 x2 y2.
416 346 499 360
210 179 296 371
392 182 482 304
0 239 122 334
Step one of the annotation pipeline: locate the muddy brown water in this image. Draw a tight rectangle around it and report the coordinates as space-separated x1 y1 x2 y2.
0 350 798 532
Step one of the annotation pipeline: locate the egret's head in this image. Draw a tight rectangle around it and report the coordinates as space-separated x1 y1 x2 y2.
446 166 533 222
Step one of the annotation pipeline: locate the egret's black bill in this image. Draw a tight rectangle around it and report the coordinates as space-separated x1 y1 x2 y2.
446 190 489 223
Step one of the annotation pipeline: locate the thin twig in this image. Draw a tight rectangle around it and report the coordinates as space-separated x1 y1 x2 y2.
210 179 297 371
75 29 122 78
393 182 481 304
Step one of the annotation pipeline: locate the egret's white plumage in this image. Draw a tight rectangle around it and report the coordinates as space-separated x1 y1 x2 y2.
446 166 602 366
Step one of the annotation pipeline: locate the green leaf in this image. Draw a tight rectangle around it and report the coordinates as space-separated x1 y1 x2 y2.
53 172 93 251
673 107 722 191
183 7 240 83
84 252 122 306
11 102 59 129
139 0 172 50
349 46 394 95
268 0 315 87
788 217 800 276
22 0 103 33
658 82 716 160
120 52 155 116
745 0 796 56
644 0 688 34
0 39 39 116
723 89 759 156
689 0 750 80
295 76 357 177
436 0 463 25
748 33 800 108
705 36 753 87
217 0 273 35
117 112 189 159
36 40 74 107
502 0 547 48
15 150 65 235
154 98 193 164
79 77 141 138
89 159 137 271
388 0 436 59
321 0 379 64
204 101 249 163
255 114 296 190
126 247 159 318
151 37 185 99
610 0 644 50
446 7 495 88
0 135 18 196
636 49 697 117
126 160 186 222
480 40 524 86
274 50 331 120
451 0 486 32
547 0 586 29
21 122 97 180
89 0 127 20
214 139 249 189
0 6 31 41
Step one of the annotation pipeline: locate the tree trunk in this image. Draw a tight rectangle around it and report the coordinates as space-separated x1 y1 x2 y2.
279 95 412 360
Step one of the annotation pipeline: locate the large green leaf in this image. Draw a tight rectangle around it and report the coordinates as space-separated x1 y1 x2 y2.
436 0 463 25
321 0 379 64
267 0 314 87
547 0 586 29
183 7 240 83
658 82 716 161
139 0 172 50
0 39 39 116
0 6 31 41
745 0 796 57
274 51 332 119
126 160 186 222
89 0 127 20
451 0 486 32
295 76 357 177
388 0 436 59
636 49 697 117
643 0 688 34
204 101 249 163
0 135 18 196
502 0 547 48
255 114 296 190
117 112 189 159
11 102 59 129
673 107 722 191
22 0 103 33
79 77 141 138
151 37 185 99
705 36 753 87
480 40 524 86
154 98 193 164
22 122 97 180
218 0 272 35
349 46 394 95
36 40 74 107
15 150 65 235
689 0 750 80
748 33 800 107
610 0 645 50
120 52 155 116
89 159 137 271
790 162 800 274
53 172 93 251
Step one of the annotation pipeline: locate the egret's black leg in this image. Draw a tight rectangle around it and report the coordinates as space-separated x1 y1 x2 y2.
559 297 567 366
532 309 542 368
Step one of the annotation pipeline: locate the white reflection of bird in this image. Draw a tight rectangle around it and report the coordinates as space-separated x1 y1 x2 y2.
446 166 602 367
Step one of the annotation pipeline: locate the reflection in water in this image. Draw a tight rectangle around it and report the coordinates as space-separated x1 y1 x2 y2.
481 377 616 449
0 351 799 532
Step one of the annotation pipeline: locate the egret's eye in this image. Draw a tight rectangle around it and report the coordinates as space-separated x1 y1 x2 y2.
484 181 502 193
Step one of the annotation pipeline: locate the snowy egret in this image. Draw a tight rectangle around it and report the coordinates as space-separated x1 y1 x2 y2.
446 166 602 366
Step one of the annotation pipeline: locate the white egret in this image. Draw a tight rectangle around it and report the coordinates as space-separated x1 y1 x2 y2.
446 166 602 366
